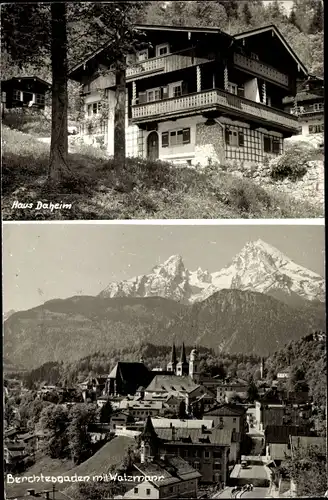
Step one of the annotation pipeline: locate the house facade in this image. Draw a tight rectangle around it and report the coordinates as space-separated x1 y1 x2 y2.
69 24 306 167
283 75 324 136
1 77 51 110
203 404 248 434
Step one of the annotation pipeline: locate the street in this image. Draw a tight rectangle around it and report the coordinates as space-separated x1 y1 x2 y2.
213 486 272 498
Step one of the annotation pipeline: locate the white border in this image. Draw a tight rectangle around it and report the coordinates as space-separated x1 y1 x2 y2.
2 219 325 225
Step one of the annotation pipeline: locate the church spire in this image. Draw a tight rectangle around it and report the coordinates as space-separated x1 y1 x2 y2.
180 342 187 364
171 342 177 364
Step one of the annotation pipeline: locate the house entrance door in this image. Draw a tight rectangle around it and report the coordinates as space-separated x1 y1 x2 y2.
147 131 159 161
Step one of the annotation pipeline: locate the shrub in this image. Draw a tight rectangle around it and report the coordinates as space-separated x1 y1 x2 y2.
270 143 316 181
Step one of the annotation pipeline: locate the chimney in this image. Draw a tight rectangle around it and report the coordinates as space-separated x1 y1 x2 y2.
171 425 176 441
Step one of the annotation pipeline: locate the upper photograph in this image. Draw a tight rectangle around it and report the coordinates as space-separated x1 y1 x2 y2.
1 1 324 220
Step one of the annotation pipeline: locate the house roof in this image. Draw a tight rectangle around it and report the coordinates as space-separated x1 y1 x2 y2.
283 91 324 105
119 399 163 410
134 455 201 488
265 425 311 444
69 23 234 79
151 418 213 429
204 404 246 417
156 427 232 446
140 415 159 442
1 76 51 88
108 362 149 382
145 374 198 393
234 24 308 76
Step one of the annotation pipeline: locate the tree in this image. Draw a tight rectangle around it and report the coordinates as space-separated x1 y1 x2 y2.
67 404 97 464
178 400 187 419
40 404 69 459
280 444 327 497
242 3 252 25
99 399 113 423
308 1 323 33
247 380 259 403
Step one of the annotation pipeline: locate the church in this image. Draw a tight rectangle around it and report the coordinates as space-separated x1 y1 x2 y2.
166 342 200 382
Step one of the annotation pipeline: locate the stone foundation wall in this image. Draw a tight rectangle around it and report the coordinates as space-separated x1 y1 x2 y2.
194 122 225 166
223 158 324 207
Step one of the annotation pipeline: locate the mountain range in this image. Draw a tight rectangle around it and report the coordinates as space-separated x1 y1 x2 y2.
4 240 325 370
99 239 325 307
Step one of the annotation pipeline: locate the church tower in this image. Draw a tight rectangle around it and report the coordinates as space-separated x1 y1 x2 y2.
140 416 159 463
176 343 189 376
167 342 177 373
189 346 200 382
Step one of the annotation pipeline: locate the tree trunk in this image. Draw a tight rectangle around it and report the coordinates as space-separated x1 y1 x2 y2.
114 58 126 167
48 2 70 183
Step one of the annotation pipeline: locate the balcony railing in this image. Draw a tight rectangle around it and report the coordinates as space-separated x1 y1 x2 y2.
233 53 289 88
132 88 299 131
126 47 213 80
291 103 324 115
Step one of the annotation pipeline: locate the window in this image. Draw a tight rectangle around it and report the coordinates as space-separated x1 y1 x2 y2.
163 128 190 147
225 128 244 147
213 450 222 458
137 49 148 61
13 89 21 101
147 88 161 102
313 103 323 112
264 135 281 154
309 123 324 134
173 84 182 97
214 462 221 470
146 489 151 496
228 82 238 95
87 102 101 116
35 93 45 105
156 43 170 57
204 450 210 459
134 488 138 494
194 461 200 470
233 418 237 424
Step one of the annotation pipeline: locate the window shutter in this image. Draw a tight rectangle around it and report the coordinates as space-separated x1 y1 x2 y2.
183 128 190 144
162 132 169 147
263 136 271 153
162 86 169 99
272 139 280 154
238 131 244 147
182 81 188 95
138 92 146 104
225 128 230 145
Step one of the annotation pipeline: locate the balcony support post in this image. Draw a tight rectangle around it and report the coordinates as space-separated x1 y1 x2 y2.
196 65 201 92
262 82 266 104
132 81 136 105
224 65 228 91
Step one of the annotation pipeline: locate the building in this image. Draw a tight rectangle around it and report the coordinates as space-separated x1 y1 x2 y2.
151 418 213 430
283 75 324 136
254 389 312 432
114 416 201 499
79 375 107 402
203 404 248 434
69 23 306 166
119 398 164 418
216 379 249 403
86 423 111 443
1 76 51 110
144 373 198 400
106 362 152 396
264 425 312 463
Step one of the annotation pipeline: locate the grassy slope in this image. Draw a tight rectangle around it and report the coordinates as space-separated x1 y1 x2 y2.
2 126 322 220
5 436 134 497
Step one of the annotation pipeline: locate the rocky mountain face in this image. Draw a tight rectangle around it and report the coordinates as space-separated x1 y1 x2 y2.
4 240 325 370
99 240 324 306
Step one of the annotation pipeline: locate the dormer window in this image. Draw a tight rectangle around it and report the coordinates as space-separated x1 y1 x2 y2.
156 43 170 57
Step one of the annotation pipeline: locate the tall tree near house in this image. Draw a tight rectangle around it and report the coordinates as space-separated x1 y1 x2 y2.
308 0 323 33
49 2 70 182
242 3 252 25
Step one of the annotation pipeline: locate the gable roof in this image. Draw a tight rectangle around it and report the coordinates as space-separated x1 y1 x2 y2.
265 425 311 444
1 76 51 88
108 361 149 382
134 455 201 488
156 427 232 446
145 374 198 393
204 403 246 417
234 24 308 76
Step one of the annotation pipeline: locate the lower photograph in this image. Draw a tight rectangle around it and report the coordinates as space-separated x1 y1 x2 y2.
3 223 326 499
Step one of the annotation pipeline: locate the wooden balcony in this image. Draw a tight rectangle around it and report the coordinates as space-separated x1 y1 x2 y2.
233 53 289 88
131 89 299 132
292 103 324 116
126 47 213 81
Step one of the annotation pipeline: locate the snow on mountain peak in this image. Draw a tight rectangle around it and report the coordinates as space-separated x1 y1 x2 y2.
99 241 324 304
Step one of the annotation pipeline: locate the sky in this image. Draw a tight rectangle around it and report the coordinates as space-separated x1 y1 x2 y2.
3 223 325 312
